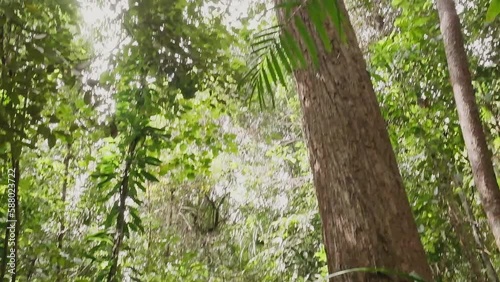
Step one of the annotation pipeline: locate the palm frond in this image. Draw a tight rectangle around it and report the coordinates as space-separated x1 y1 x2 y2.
239 0 345 108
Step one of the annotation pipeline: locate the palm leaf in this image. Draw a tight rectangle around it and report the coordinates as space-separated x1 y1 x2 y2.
269 50 287 87
294 15 320 67
265 56 279 86
257 75 266 108
261 69 275 107
239 0 347 108
281 30 307 68
323 0 345 42
253 25 281 39
308 0 332 52
275 43 293 74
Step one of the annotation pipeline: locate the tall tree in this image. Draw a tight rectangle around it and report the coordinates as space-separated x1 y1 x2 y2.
272 0 432 280
0 1 87 279
436 0 500 251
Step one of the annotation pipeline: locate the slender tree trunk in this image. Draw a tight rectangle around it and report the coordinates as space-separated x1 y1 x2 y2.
436 0 500 251
56 142 72 281
459 191 499 282
107 136 140 282
147 183 152 251
275 1 432 280
26 257 37 281
447 197 486 281
164 188 175 259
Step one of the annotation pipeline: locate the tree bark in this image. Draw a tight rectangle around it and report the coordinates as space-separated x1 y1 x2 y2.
275 0 432 280
459 191 499 282
436 0 500 251
447 197 487 281
56 142 72 281
107 136 140 282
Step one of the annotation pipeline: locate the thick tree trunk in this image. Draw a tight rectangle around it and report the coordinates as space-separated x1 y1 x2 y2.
436 0 500 251
275 0 432 280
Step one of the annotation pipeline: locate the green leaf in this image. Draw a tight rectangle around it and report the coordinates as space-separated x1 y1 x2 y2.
37 124 51 138
251 37 278 49
257 76 265 108
486 0 500 22
102 182 121 202
179 143 188 152
86 231 113 246
261 70 275 108
323 0 345 42
265 56 278 87
26 44 45 63
104 202 119 228
159 164 170 176
91 172 115 179
238 61 260 90
247 79 259 105
275 43 293 74
269 50 287 87
281 30 307 68
48 134 56 148
251 44 274 55
245 68 261 102
145 156 162 166
97 175 114 189
279 34 297 69
294 16 319 67
392 0 404 6
253 25 281 39
308 0 332 52
142 170 160 182
129 207 144 233
136 181 146 193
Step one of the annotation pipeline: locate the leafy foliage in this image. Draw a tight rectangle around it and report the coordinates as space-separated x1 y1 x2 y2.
486 0 500 22
0 0 498 281
239 0 344 107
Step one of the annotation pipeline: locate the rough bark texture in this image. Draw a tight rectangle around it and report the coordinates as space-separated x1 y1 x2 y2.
437 0 500 251
275 0 432 280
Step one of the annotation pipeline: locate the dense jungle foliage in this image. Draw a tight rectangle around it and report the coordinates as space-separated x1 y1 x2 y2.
0 0 499 281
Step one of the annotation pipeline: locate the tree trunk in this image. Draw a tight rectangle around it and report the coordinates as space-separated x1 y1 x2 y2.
107 136 140 282
436 0 500 251
447 197 487 281
56 142 72 281
459 191 499 282
275 1 432 280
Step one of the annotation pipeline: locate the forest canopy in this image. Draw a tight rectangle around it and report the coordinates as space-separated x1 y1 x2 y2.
0 0 499 281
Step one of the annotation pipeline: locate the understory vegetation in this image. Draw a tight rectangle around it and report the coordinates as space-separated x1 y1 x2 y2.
0 0 499 281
